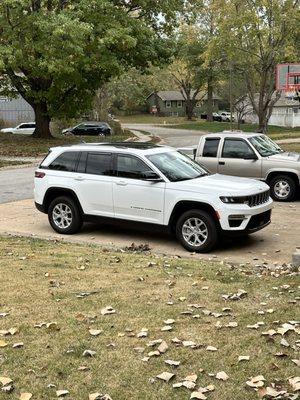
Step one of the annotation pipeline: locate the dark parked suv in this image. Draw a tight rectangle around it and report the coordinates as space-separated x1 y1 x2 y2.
62 122 111 136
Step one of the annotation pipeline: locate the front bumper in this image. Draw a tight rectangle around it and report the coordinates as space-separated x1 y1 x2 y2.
35 201 46 214
218 198 273 233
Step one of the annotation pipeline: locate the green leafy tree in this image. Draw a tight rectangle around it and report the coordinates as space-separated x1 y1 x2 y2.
213 0 300 132
0 0 185 138
170 24 207 120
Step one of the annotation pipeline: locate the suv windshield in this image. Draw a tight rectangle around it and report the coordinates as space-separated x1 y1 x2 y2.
147 151 209 182
249 135 283 157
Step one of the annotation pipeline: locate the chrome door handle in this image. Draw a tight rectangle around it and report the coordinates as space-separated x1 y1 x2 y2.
116 180 127 186
74 176 85 181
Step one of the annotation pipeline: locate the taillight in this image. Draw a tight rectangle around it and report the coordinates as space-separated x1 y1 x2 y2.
35 171 45 178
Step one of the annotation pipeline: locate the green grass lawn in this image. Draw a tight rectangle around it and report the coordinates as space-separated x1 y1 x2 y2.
169 120 300 137
118 114 187 125
0 131 133 157
0 160 30 169
0 236 299 400
281 143 300 152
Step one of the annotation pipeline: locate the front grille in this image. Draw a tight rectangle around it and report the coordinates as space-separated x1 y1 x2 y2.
247 210 271 230
247 190 270 207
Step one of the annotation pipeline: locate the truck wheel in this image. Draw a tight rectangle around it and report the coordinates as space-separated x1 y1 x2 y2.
176 209 218 253
269 175 297 202
48 196 83 234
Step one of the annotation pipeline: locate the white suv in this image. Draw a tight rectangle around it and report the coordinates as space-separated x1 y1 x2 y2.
34 142 273 253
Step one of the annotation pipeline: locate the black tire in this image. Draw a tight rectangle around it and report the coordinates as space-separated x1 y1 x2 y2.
48 196 83 234
175 209 218 253
269 175 297 202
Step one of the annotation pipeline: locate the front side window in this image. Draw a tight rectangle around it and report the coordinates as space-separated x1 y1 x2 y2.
249 135 282 157
147 151 208 182
116 155 153 180
49 151 79 172
222 139 255 159
203 138 220 157
86 153 112 175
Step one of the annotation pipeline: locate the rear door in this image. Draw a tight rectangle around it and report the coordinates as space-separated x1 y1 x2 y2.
197 137 220 173
112 153 165 224
218 138 262 178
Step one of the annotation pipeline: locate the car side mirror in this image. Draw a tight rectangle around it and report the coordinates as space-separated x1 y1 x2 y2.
143 171 163 182
244 154 258 160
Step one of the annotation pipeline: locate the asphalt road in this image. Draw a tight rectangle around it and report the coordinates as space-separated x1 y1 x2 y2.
0 166 36 204
123 123 206 147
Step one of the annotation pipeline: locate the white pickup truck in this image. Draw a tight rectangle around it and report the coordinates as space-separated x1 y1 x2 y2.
179 132 300 202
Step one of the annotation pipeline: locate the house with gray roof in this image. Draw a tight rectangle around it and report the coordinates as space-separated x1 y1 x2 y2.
146 90 221 117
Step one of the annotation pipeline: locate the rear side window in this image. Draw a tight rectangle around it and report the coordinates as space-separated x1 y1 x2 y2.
202 138 220 157
49 151 79 172
86 153 112 175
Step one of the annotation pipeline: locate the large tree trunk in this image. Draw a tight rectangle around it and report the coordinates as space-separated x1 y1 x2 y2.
207 68 213 122
185 98 194 120
32 103 52 138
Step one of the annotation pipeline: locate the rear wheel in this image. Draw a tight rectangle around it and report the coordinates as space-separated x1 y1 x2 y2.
175 209 218 253
48 196 82 234
269 175 297 202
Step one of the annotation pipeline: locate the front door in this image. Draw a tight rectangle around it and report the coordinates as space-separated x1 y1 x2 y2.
218 138 261 178
112 154 165 224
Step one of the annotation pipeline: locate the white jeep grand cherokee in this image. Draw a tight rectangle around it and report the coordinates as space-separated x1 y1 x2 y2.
34 142 273 253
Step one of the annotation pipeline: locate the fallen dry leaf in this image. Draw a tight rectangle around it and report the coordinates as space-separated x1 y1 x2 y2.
158 340 168 354
190 392 207 399
0 339 8 348
100 306 116 316
56 389 69 397
289 377 300 392
156 372 175 382
83 350 96 357
206 346 217 352
238 355 250 362
216 371 229 381
0 377 13 386
20 393 33 400
89 329 102 337
165 359 180 367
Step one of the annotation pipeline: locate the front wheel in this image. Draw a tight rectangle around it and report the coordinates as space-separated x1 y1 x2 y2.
269 175 297 202
48 196 83 234
175 209 218 253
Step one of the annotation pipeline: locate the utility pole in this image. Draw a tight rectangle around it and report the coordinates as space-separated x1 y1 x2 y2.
229 60 233 131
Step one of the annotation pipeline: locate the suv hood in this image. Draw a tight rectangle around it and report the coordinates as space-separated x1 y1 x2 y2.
265 151 300 163
169 174 269 196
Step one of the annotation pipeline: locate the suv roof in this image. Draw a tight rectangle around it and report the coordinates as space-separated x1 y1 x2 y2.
49 142 168 155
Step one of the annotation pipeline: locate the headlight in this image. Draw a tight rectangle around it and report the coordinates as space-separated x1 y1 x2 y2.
220 196 249 204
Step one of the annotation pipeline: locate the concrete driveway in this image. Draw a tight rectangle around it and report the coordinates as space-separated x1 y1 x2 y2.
0 199 298 266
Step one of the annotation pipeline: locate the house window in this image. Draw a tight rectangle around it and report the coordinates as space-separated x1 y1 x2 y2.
196 101 201 108
177 101 183 108
166 101 171 108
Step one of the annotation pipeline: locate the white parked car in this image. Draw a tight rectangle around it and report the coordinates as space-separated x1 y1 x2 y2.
0 122 35 135
34 142 273 253
220 112 235 122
